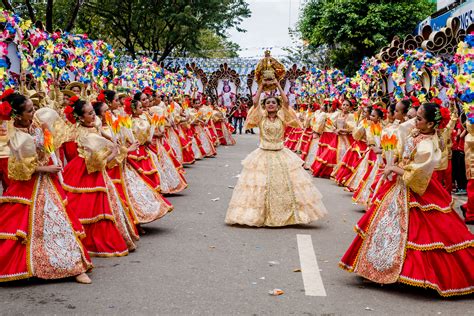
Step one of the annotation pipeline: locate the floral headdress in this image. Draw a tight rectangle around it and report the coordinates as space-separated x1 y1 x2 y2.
435 106 451 129
64 95 80 124
0 88 14 120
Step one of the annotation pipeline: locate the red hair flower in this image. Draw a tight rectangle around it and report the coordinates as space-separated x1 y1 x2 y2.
438 106 451 130
0 89 15 101
143 87 153 96
410 96 421 108
0 101 12 120
97 90 106 103
69 95 79 107
431 97 443 106
64 105 76 124
124 97 134 115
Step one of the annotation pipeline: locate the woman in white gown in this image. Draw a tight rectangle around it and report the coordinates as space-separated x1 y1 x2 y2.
225 80 327 227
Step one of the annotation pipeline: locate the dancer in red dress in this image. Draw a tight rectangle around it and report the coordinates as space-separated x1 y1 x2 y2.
0 91 92 284
332 105 372 186
311 99 355 178
62 97 136 257
340 102 474 297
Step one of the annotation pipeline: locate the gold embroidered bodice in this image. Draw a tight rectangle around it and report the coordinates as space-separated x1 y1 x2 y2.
245 106 300 151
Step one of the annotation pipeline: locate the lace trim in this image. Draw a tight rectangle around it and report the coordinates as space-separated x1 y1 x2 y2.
88 250 129 258
398 275 474 297
406 240 474 253
137 168 159 176
62 182 107 193
318 143 337 151
128 154 150 161
0 230 27 241
313 156 336 167
408 199 453 213
0 271 31 282
79 214 116 224
0 196 31 205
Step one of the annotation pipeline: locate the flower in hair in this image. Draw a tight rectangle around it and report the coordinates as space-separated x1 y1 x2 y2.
64 105 76 124
97 90 106 103
69 95 79 107
123 97 134 115
437 106 451 129
0 88 15 101
0 101 12 120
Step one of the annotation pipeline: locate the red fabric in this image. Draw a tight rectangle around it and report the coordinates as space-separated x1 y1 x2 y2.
0 157 9 191
452 121 465 151
0 172 91 279
298 128 314 160
214 121 236 146
62 141 78 162
465 179 474 222
284 128 303 151
174 127 195 165
206 122 218 145
341 175 474 296
332 140 368 186
435 159 453 194
63 157 129 256
107 165 139 236
310 132 338 178
127 145 161 190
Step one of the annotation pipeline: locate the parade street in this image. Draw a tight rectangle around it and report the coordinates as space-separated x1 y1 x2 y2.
0 134 472 316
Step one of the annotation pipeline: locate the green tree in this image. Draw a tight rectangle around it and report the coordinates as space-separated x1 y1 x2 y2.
4 0 84 32
77 0 250 61
297 0 435 74
4 0 249 61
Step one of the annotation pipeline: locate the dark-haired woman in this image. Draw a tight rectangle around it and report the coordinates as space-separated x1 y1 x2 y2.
94 101 171 229
0 91 92 283
225 80 327 227
352 106 386 206
340 102 474 297
367 99 411 203
332 105 372 186
310 99 355 178
62 98 136 257
124 98 173 214
344 104 381 192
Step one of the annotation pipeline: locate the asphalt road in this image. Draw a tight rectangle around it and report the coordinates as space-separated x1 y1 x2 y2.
1 134 473 315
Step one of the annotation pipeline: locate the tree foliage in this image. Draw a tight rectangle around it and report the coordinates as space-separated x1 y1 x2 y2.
5 0 250 61
297 0 435 74
78 0 250 61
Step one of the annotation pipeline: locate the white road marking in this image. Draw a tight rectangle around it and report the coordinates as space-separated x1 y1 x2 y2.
296 234 327 297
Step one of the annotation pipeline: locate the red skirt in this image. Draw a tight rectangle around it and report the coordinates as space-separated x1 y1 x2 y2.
174 126 195 165
332 140 368 186
127 145 161 191
345 148 378 192
63 157 133 257
297 128 313 160
340 176 474 297
310 132 339 178
0 171 92 281
215 121 236 146
62 141 78 163
147 141 187 194
284 128 303 151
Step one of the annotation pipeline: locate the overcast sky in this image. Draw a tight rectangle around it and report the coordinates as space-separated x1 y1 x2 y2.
228 0 303 58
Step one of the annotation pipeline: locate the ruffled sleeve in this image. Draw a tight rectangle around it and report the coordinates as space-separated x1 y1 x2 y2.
77 129 113 173
8 128 38 181
278 106 301 128
352 120 367 141
244 105 263 129
402 135 440 195
312 112 327 133
345 113 356 132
